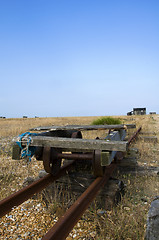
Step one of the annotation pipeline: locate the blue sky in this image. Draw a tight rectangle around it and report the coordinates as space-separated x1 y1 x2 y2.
0 0 159 118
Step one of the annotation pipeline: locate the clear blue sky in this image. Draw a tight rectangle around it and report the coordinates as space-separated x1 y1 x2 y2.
0 0 159 118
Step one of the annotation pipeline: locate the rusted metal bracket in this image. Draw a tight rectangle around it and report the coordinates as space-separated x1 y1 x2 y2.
43 147 62 175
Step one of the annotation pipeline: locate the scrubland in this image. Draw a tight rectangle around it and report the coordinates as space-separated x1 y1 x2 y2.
0 115 159 239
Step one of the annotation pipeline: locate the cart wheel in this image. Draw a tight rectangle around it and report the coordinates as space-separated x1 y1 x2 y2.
71 131 82 139
92 150 105 177
43 147 61 175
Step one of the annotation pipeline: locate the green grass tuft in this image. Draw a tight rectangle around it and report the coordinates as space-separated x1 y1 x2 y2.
92 116 122 125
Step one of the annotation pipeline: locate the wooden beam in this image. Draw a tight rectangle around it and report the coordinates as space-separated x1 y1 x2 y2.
29 124 136 132
29 136 128 152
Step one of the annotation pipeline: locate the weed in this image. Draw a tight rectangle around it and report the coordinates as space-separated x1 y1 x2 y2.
92 116 122 125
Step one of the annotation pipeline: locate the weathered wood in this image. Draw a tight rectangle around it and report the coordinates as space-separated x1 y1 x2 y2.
29 124 136 132
30 136 128 152
125 148 139 158
117 157 138 168
118 165 159 176
12 143 21 160
140 131 156 135
139 136 158 143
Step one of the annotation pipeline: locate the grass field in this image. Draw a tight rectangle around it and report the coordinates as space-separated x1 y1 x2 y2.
0 115 159 239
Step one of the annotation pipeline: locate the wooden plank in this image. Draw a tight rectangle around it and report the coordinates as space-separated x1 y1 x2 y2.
12 143 21 160
139 136 158 143
30 136 128 152
140 131 156 135
29 124 136 131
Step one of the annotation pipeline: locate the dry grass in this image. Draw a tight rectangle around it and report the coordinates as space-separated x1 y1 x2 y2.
0 116 98 138
0 115 159 239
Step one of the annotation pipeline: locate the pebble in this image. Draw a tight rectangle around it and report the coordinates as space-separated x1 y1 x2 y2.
97 209 107 215
124 206 130 211
77 222 80 228
1 198 99 239
141 197 148 202
90 231 96 238
4 223 9 227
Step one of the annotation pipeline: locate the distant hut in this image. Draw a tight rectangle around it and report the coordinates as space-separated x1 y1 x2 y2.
127 111 133 116
133 108 146 115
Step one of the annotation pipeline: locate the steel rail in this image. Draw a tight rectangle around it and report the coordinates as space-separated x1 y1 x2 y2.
0 161 75 218
115 126 142 161
42 163 117 240
128 126 142 146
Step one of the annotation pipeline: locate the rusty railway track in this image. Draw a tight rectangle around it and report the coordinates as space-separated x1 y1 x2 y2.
0 127 142 240
0 161 75 218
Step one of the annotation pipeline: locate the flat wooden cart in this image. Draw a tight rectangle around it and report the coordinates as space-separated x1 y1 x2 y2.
12 124 135 176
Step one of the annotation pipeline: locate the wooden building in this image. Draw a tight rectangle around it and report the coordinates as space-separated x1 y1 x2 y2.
149 112 156 115
133 108 146 115
127 108 146 116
